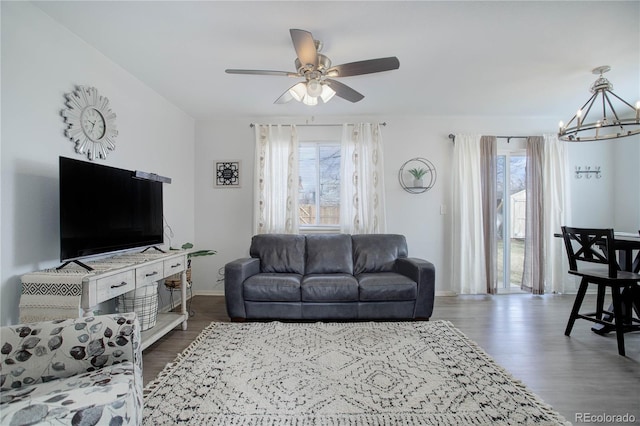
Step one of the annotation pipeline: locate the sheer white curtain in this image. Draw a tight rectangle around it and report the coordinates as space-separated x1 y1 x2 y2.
543 133 570 293
253 124 299 234
452 134 488 294
522 134 569 294
340 123 386 234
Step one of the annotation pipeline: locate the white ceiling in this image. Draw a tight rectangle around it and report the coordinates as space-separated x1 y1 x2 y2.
34 1 640 121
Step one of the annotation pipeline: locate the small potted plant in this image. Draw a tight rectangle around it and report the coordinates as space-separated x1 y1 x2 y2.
408 167 428 187
166 242 216 288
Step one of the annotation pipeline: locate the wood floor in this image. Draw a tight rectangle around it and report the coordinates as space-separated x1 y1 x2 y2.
143 294 639 425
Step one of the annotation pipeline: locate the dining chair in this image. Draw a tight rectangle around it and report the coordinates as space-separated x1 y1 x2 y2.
561 226 640 356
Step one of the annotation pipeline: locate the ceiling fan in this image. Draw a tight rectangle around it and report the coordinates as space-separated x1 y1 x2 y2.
225 29 400 105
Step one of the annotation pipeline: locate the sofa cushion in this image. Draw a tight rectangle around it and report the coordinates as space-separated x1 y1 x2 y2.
305 234 353 274
250 234 306 274
243 273 302 302
358 301 416 319
357 272 417 301
352 234 408 274
245 302 302 320
0 362 141 426
301 274 359 302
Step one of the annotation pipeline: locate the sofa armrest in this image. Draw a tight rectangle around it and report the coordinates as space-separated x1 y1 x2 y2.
224 257 261 319
396 257 436 319
0 313 140 392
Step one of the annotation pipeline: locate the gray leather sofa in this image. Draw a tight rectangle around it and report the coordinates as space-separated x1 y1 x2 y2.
224 233 435 321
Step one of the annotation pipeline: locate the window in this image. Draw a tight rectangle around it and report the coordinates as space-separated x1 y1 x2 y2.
496 149 527 292
298 142 341 229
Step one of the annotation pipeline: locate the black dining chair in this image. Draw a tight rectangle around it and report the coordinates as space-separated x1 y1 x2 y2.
561 226 640 356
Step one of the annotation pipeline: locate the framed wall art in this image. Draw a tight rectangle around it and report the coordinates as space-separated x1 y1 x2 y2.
214 160 241 188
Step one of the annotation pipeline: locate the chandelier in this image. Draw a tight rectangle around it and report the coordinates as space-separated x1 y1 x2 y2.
558 66 640 142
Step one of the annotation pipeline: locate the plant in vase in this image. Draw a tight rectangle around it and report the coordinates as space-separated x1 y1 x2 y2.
408 167 428 187
166 242 217 288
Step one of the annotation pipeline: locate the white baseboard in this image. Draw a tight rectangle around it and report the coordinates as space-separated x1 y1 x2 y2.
193 289 225 296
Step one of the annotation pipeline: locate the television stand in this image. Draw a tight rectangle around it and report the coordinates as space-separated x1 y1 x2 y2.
56 259 94 271
20 250 189 351
141 246 166 253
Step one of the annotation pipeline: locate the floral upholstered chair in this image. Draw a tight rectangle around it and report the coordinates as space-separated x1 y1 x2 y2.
0 313 142 425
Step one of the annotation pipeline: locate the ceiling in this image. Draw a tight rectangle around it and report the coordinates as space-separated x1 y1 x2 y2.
34 1 640 121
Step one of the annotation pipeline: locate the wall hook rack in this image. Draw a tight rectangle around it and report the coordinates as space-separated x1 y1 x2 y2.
575 166 601 179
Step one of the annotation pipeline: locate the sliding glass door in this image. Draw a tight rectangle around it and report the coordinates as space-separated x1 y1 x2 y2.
496 151 527 292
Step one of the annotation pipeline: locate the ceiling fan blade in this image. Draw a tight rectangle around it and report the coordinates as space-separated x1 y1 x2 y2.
325 79 364 103
327 57 400 77
225 69 298 77
274 84 297 104
290 29 318 68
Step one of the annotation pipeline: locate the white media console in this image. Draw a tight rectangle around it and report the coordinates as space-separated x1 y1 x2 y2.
20 250 189 351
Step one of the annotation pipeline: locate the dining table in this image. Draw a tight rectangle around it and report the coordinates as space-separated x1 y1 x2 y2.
556 231 640 334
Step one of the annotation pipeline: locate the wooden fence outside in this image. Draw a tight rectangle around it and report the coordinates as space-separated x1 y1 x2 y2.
299 204 340 225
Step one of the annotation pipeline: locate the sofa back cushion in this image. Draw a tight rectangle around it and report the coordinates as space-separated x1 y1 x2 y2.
305 234 353 274
250 234 306 274
352 234 408 274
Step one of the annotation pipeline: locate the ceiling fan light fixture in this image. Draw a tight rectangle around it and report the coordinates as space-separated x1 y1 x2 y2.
306 79 323 97
228 29 397 106
288 82 307 102
302 94 318 106
320 84 336 103
558 66 640 142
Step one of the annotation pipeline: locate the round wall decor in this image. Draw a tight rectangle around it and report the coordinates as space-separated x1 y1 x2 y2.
398 157 437 194
62 86 118 161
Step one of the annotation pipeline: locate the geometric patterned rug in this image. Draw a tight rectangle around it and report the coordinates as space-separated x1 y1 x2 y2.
143 321 570 425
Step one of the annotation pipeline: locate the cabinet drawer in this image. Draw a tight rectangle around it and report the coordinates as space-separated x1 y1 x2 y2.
95 270 135 301
136 263 164 286
164 257 186 276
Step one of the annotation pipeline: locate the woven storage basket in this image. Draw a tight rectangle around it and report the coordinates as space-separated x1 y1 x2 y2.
118 282 158 331
164 268 192 289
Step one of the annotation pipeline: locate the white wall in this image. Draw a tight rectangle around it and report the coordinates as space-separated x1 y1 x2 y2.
3 3 638 324
612 137 640 231
194 115 637 296
1 2 196 325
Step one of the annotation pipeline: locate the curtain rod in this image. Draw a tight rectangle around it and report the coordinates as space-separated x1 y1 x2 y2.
448 134 529 144
250 122 387 128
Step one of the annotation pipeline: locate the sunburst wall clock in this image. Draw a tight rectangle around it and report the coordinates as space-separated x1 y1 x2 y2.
62 86 118 161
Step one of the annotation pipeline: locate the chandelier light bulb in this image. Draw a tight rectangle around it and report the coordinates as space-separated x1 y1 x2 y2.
576 109 583 128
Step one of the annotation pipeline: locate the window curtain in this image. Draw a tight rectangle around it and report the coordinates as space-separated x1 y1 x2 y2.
339 123 386 234
543 133 570 293
522 135 568 294
452 134 496 294
253 124 299 234
522 136 545 294
480 136 498 294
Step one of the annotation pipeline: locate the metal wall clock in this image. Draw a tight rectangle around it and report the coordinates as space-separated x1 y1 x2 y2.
62 86 118 161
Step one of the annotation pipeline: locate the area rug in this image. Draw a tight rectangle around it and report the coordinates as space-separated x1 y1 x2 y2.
143 321 570 425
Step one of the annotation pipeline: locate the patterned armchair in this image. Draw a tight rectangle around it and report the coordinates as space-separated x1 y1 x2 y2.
0 313 142 425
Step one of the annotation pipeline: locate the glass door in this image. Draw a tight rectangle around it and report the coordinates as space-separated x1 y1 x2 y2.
496 152 527 292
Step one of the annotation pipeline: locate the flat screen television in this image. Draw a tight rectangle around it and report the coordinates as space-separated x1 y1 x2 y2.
59 157 164 262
